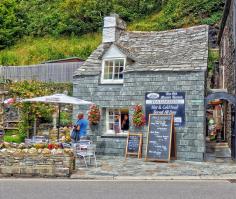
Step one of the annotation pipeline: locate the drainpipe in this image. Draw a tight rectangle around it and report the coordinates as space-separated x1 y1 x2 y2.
223 65 225 89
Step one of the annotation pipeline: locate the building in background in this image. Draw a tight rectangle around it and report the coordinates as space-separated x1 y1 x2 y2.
214 0 236 156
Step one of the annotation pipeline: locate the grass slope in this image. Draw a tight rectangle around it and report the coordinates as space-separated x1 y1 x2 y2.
129 0 224 31
0 33 101 66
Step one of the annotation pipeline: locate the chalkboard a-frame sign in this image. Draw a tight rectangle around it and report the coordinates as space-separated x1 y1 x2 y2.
125 133 142 159
145 114 176 162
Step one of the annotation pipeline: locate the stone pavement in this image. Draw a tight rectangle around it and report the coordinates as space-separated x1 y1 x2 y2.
71 155 236 180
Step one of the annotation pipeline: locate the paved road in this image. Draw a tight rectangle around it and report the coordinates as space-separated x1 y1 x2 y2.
0 179 236 199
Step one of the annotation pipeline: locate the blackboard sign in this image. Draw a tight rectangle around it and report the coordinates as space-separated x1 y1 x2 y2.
145 114 174 162
125 133 142 159
145 92 185 127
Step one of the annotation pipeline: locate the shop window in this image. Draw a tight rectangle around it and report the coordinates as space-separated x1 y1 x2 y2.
106 108 129 134
101 59 125 84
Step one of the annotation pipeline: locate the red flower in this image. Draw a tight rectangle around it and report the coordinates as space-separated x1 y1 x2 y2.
132 104 146 127
88 105 100 124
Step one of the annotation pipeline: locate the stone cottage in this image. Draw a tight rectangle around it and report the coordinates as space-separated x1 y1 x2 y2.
73 14 208 161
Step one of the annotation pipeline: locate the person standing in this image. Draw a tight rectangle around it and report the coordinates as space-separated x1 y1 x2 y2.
114 115 120 134
121 114 129 131
74 112 89 141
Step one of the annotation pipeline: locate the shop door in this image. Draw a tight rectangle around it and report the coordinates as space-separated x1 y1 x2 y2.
231 105 236 160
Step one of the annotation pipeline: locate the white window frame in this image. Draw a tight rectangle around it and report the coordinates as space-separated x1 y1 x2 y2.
105 108 129 135
101 58 126 84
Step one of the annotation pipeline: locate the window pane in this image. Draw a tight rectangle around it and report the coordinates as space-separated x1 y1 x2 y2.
108 61 113 66
104 65 109 79
115 66 119 73
109 66 113 79
104 61 114 80
109 123 114 130
121 109 129 131
115 59 124 66
119 66 124 79
119 59 124 66
115 60 120 67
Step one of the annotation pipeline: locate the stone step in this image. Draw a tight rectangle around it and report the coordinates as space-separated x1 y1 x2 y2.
215 143 229 148
207 142 229 149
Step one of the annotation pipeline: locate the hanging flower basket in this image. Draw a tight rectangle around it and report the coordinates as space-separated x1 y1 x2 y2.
88 104 100 125
132 104 146 128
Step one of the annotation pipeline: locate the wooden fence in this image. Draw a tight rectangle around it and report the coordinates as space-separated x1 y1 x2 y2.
0 62 83 83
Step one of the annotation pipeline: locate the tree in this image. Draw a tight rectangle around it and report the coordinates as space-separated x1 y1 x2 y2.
60 0 113 35
0 0 26 49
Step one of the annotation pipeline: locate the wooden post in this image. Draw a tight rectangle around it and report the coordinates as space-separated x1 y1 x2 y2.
33 116 37 136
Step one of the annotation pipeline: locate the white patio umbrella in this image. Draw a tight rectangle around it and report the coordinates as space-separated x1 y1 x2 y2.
21 94 93 140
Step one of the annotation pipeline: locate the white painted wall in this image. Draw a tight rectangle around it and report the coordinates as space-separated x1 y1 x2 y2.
102 45 126 59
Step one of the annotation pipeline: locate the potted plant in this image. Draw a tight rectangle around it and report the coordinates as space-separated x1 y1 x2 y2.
88 104 101 125
132 104 146 128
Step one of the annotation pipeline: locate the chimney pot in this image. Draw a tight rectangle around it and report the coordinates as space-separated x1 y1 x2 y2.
102 14 126 43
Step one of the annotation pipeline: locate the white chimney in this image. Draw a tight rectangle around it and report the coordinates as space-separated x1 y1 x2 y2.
102 14 126 43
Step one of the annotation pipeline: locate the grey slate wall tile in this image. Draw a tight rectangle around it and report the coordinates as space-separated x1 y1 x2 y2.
73 70 206 161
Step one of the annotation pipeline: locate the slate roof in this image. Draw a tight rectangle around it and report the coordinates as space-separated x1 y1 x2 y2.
74 25 208 76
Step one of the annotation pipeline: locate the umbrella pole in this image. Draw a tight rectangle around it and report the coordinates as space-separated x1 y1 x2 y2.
57 104 61 141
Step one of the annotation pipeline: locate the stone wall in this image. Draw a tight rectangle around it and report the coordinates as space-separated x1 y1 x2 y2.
73 70 206 161
219 0 235 94
219 0 235 147
0 148 75 177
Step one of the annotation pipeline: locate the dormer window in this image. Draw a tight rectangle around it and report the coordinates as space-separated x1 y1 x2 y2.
101 58 125 84
101 44 127 84
102 59 125 83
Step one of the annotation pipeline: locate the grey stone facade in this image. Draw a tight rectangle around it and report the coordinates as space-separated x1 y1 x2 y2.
73 15 208 161
219 0 236 94
218 0 236 147
73 71 206 161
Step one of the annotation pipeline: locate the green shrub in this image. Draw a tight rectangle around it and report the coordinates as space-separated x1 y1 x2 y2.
3 135 24 143
4 129 19 136
201 12 223 25
0 52 19 66
60 111 72 127
208 49 219 72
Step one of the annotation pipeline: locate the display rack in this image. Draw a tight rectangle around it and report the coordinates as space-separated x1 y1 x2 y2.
3 106 20 131
0 83 20 133
0 84 8 135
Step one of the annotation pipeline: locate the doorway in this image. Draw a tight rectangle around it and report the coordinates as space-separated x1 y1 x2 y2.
205 92 236 162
